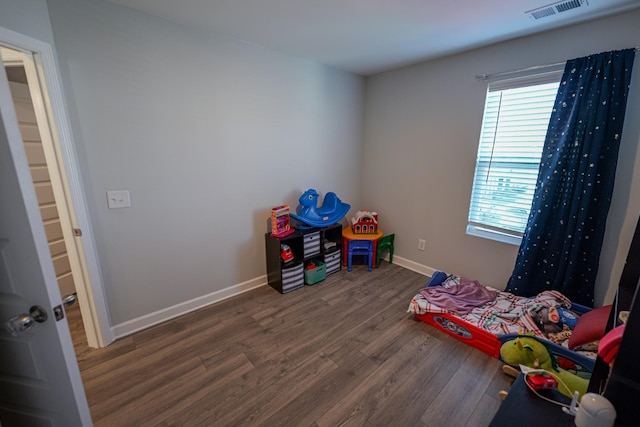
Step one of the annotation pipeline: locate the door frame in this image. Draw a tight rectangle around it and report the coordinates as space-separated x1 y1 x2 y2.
0 25 113 347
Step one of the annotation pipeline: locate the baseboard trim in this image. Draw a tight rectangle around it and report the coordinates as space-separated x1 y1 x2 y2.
391 256 437 278
111 275 267 339
111 258 438 339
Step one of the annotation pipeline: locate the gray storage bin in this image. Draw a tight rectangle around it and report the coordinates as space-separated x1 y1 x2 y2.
303 231 321 257
281 263 304 293
324 250 342 275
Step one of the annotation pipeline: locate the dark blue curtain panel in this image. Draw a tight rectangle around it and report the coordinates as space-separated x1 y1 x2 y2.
507 48 636 306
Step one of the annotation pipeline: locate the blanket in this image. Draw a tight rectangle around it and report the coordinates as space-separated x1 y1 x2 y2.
419 277 497 315
408 275 573 339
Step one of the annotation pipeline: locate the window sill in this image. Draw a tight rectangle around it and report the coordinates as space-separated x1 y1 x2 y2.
466 224 522 246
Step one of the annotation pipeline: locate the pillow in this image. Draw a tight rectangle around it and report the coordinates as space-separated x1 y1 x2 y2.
426 271 449 287
568 304 613 350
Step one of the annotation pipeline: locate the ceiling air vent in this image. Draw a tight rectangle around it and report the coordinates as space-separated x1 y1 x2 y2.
527 0 588 20
531 6 556 19
556 0 585 13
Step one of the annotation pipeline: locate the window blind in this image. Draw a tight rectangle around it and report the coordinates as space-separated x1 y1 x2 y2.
467 70 562 244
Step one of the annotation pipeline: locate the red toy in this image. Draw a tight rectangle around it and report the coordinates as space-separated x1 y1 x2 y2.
598 324 625 365
526 374 558 391
351 210 378 234
280 244 294 263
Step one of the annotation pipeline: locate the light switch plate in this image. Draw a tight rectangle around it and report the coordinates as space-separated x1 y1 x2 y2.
106 190 131 209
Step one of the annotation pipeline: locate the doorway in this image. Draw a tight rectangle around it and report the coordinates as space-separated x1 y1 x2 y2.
0 36 112 349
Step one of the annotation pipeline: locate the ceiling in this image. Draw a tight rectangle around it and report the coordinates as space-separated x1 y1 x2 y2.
104 0 640 75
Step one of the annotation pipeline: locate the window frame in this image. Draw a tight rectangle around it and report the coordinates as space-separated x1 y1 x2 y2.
467 65 564 245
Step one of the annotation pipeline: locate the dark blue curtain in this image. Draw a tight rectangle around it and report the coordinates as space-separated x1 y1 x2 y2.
506 49 636 307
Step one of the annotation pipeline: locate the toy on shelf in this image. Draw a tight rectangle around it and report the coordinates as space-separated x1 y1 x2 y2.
280 244 294 263
271 204 294 237
289 189 350 228
351 210 378 234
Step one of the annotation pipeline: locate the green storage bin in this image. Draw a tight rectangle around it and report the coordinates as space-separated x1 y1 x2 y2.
304 260 326 285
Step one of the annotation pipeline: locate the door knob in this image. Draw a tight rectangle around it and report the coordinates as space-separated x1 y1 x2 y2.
62 292 77 307
4 305 48 336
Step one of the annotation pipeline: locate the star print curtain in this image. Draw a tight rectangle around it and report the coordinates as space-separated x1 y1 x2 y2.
506 48 636 307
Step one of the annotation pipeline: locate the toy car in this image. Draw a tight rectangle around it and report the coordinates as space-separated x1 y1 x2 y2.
525 373 558 391
280 244 294 263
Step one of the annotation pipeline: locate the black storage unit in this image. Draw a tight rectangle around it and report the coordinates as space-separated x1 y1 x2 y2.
265 224 342 294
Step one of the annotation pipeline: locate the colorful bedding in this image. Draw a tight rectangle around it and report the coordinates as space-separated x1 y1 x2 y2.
408 275 577 343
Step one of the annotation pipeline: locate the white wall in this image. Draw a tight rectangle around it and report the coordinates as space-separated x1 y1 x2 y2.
46 0 364 325
0 0 54 44
363 10 640 306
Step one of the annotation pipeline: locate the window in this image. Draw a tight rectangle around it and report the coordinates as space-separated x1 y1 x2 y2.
467 67 563 245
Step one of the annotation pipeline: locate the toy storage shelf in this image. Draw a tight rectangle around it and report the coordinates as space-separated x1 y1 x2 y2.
265 223 342 294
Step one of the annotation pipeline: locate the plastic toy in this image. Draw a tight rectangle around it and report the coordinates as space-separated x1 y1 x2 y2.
526 373 558 390
351 210 378 234
598 324 625 366
304 260 326 285
500 334 589 398
271 205 294 237
280 244 294 263
289 189 350 227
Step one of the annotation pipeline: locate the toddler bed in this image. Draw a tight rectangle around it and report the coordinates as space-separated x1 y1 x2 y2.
407 272 610 372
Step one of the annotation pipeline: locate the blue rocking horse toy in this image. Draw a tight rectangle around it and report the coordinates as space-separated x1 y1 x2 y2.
289 189 350 227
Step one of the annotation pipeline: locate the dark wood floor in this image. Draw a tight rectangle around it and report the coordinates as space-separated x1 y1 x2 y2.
67 263 512 426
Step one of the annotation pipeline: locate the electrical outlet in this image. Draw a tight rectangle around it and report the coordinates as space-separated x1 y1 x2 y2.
106 190 131 209
418 239 426 251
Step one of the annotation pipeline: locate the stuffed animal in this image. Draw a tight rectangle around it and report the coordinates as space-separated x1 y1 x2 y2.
530 307 564 335
547 324 573 345
530 306 579 337
500 335 589 398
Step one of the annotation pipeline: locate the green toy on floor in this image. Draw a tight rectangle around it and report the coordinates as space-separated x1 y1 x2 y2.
500 335 589 399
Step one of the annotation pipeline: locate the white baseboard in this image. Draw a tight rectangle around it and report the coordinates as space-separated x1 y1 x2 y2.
111 258 438 339
110 275 267 339
389 255 437 278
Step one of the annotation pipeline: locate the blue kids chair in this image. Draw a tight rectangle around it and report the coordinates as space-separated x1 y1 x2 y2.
347 240 374 272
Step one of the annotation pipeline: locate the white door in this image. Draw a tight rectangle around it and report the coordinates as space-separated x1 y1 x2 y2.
0 53 92 426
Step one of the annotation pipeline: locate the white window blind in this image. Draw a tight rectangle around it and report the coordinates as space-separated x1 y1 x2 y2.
467 69 563 245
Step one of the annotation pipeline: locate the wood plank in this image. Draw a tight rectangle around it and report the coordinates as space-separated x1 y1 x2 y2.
166 353 338 426
34 182 55 205
362 333 475 426
315 321 442 426
79 314 226 384
66 264 513 426
29 165 50 183
419 346 503 426
259 352 379 426
464 393 503 427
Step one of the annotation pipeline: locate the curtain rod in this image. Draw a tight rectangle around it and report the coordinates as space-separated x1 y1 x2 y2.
476 45 640 81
